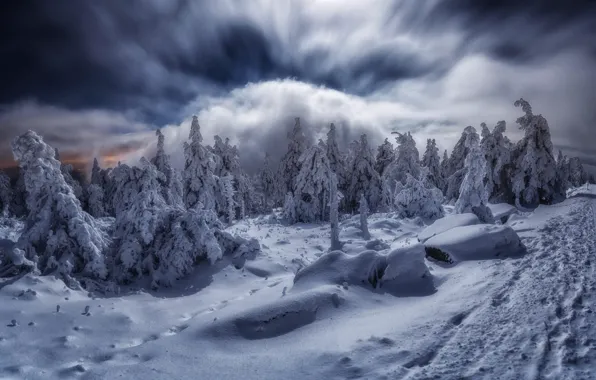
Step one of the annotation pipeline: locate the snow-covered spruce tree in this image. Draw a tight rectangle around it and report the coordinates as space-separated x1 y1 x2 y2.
86 184 108 218
183 116 218 211
359 193 370 240
444 126 479 201
346 134 382 212
0 171 12 217
212 135 254 219
384 132 420 186
151 129 183 207
289 145 336 223
394 173 444 220
259 153 278 210
10 171 27 217
219 174 236 224
444 126 476 179
9 131 109 280
568 157 588 187
454 129 494 223
440 150 449 186
480 121 511 201
329 173 342 250
510 99 561 206
326 123 345 183
282 192 296 224
278 117 308 196
375 138 395 177
556 150 570 191
111 157 260 287
54 149 86 207
422 139 444 190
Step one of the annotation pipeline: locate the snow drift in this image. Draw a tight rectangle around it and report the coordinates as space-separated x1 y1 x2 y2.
424 224 525 263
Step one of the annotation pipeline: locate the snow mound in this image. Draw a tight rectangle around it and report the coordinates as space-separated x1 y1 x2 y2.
208 286 341 340
567 183 596 199
418 213 480 243
424 224 525 263
293 244 434 296
488 203 518 223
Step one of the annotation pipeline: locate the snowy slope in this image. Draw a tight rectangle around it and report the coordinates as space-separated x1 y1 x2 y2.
1 198 596 380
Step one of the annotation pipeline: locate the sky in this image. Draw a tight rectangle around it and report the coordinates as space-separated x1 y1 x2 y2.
1 0 595 173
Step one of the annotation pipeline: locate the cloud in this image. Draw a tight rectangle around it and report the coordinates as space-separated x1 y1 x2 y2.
0 101 153 169
1 0 595 172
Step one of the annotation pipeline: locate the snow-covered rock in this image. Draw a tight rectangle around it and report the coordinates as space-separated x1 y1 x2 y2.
424 224 524 262
294 244 434 296
488 203 518 223
418 213 481 243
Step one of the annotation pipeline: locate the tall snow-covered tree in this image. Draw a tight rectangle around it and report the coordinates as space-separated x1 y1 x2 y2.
183 116 218 211
0 171 12 217
556 150 570 191
568 157 588 187
10 171 27 217
384 132 420 186
259 153 278 210
110 159 165 218
375 138 395 177
151 129 183 207
510 99 561 206
9 131 109 281
346 134 382 212
279 118 308 195
422 139 443 190
326 123 345 183
444 126 479 201
212 135 254 219
359 193 370 240
455 129 493 223
288 145 336 223
480 121 511 201
329 173 342 251
55 149 85 206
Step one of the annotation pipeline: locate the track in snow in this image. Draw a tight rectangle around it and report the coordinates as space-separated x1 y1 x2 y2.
333 198 596 380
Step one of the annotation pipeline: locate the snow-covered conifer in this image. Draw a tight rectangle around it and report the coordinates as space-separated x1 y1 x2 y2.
10 171 27 217
326 123 344 181
444 126 479 201
0 171 12 217
219 174 236 224
110 159 164 218
183 116 218 211
330 173 342 250
455 129 494 223
10 131 109 280
394 173 444 220
375 138 395 177
384 132 420 186
86 184 107 218
568 157 588 187
347 134 382 212
480 121 511 200
510 99 561 205
279 118 308 195
556 150 570 191
259 153 277 210
290 145 336 223
422 139 443 190
282 192 296 224
151 129 183 207
359 193 370 240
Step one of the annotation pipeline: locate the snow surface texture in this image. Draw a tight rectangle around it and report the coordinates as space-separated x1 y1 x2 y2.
3 185 596 377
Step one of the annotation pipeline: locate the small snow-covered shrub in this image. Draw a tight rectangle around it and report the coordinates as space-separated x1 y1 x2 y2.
394 174 444 220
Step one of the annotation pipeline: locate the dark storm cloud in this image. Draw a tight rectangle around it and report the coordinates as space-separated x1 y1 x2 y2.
0 0 595 170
